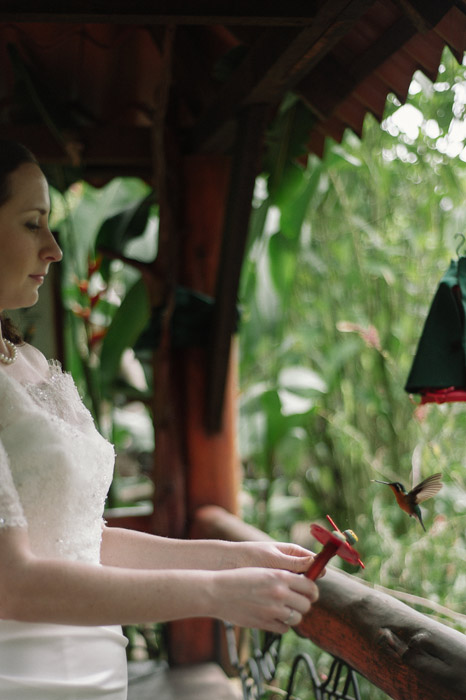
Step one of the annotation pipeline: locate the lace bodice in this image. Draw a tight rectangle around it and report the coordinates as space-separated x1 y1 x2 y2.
0 362 115 564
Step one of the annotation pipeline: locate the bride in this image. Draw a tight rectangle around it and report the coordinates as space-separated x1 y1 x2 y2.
0 139 320 699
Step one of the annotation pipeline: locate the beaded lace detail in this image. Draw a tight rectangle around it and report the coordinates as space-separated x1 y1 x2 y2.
25 361 96 432
0 362 115 564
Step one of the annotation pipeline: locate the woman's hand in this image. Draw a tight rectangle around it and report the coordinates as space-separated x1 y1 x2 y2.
229 540 325 577
208 566 319 634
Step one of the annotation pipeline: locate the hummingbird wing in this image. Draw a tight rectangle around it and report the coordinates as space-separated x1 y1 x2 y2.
409 473 443 504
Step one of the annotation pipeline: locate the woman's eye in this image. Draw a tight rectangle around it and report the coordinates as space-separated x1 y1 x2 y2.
25 222 40 231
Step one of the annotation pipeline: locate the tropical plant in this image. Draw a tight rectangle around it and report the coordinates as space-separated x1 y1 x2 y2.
237 46 466 627
50 178 157 506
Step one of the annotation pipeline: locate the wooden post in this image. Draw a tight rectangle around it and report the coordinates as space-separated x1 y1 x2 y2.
149 25 189 541
165 155 241 665
161 100 268 663
181 154 240 520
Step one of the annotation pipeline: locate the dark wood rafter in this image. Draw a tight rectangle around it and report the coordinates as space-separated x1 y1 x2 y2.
436 5 466 63
188 0 376 153
168 26 222 126
297 0 456 124
0 1 324 26
297 17 419 120
204 103 269 433
303 4 466 157
0 125 153 183
391 0 455 32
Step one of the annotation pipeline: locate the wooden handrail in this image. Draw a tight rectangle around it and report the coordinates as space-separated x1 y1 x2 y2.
192 505 466 700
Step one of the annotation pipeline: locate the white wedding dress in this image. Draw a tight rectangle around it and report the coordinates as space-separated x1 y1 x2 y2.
0 361 128 699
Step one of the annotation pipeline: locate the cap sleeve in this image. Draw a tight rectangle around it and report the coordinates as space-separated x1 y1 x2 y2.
0 438 27 529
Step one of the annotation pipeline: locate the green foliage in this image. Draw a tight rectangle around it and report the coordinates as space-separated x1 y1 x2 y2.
98 277 151 393
238 47 466 627
51 178 155 421
51 178 157 517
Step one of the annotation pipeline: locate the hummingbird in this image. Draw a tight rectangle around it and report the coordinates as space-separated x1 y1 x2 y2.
372 473 443 531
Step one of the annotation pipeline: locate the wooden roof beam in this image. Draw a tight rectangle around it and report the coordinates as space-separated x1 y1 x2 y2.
375 50 420 102
391 0 457 32
434 5 466 60
0 1 330 26
188 0 375 153
297 14 419 123
298 1 458 127
0 125 153 181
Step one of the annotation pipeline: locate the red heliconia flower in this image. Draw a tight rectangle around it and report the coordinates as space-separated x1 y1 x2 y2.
88 255 102 277
71 303 91 321
89 328 107 347
89 291 104 308
77 279 89 295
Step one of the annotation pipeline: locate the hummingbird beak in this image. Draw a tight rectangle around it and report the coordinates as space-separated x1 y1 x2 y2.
372 479 390 485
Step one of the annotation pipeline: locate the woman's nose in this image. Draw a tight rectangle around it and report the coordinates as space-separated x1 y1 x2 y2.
41 229 63 262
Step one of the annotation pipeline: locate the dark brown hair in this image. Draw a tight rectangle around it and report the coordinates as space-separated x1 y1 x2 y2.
0 139 40 344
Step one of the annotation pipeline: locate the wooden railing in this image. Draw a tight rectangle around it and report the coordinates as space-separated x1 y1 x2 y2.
192 505 466 700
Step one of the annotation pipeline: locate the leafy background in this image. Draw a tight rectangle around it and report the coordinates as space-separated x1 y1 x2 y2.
235 47 466 697
239 48 466 623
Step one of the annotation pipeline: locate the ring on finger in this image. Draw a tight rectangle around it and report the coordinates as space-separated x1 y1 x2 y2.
283 608 295 625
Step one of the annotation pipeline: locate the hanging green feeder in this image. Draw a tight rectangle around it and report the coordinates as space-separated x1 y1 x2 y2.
405 238 466 404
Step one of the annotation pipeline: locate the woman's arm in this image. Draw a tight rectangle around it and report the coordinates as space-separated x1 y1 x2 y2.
101 525 315 573
0 527 318 635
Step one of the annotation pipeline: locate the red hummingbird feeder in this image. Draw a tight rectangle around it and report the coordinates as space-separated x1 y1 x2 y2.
305 514 365 580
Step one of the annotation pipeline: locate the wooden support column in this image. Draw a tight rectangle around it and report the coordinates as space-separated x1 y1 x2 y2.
205 103 269 433
166 102 269 663
166 154 241 665
149 26 188 541
161 99 268 664
181 154 240 519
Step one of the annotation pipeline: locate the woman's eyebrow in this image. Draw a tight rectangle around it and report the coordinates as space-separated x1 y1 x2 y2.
22 207 49 215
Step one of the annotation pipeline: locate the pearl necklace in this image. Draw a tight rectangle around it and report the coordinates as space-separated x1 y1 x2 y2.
0 339 18 365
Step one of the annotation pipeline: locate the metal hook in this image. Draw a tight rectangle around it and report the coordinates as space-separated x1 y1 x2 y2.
455 232 466 257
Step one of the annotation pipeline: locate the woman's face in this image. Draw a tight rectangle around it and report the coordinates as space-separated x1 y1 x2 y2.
0 162 62 312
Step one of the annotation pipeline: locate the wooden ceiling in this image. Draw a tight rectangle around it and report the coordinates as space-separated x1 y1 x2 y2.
0 1 465 183
1 2 465 430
